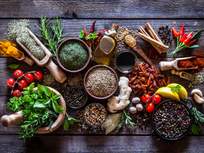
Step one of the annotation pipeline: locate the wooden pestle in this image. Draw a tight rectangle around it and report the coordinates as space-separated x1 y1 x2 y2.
17 29 67 83
1 111 23 127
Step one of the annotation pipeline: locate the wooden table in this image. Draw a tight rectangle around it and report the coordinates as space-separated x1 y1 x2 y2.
1 0 204 152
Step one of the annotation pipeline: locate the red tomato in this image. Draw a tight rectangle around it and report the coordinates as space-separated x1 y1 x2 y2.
140 94 151 103
152 94 161 104
146 102 155 113
18 79 28 90
34 71 43 81
24 73 34 84
13 69 24 79
7 78 15 88
12 89 22 97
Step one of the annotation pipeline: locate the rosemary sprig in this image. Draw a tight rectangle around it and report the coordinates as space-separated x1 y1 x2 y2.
121 110 136 128
40 17 63 55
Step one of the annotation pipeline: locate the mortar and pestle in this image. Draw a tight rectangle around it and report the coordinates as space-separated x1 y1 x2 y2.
17 29 67 83
0 87 66 134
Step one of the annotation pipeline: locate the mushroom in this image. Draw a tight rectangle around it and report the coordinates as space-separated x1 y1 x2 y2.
191 89 204 104
132 97 140 104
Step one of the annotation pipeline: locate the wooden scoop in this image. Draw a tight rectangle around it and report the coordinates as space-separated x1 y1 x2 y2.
17 29 67 83
159 56 198 71
0 87 66 134
124 34 154 66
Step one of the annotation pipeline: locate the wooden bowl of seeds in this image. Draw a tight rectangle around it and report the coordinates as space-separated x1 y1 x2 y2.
84 65 118 100
84 103 107 127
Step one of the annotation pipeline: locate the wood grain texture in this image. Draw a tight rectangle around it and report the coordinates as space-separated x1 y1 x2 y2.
0 135 204 153
0 0 204 19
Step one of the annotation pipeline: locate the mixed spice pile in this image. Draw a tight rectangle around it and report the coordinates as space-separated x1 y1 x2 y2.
1 18 204 141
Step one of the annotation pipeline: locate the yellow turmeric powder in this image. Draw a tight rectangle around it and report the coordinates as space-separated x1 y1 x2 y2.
0 40 24 59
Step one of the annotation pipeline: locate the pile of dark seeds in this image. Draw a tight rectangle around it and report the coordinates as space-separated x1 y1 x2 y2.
158 25 172 46
153 101 191 140
84 103 107 127
65 86 88 109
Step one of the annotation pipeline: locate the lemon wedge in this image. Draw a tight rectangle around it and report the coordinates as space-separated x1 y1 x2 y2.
156 87 180 101
167 83 188 100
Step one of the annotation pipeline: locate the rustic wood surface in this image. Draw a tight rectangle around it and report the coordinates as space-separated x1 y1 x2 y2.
1 0 204 153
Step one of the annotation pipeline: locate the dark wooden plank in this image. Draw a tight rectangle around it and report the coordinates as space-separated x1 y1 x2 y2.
0 0 204 19
0 135 204 153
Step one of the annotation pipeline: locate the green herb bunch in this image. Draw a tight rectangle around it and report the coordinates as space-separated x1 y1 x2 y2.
7 83 63 139
40 17 63 55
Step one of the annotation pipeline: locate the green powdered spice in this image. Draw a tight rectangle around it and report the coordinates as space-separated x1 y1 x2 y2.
59 42 88 70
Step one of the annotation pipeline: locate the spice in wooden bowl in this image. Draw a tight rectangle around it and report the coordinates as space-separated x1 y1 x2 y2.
84 65 118 99
84 103 107 127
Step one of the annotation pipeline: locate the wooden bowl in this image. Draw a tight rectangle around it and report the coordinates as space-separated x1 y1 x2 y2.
0 87 66 134
56 38 92 73
84 65 118 100
37 87 66 134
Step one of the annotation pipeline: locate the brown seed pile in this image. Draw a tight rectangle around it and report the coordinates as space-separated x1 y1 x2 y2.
85 67 117 97
84 103 107 127
129 63 168 96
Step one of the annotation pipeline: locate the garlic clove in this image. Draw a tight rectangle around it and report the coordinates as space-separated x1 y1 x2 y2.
132 97 140 104
129 106 137 114
136 103 144 112
191 89 203 97
193 94 204 104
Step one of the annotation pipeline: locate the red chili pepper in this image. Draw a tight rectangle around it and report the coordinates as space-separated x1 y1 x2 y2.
90 20 96 33
83 26 89 36
183 32 193 45
179 24 185 36
172 27 180 37
185 39 196 47
179 33 187 43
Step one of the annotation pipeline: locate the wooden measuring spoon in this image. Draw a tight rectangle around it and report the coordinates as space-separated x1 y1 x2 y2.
17 29 67 83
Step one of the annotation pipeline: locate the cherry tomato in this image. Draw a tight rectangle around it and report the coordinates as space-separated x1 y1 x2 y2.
13 69 24 79
146 102 155 113
152 94 161 104
7 78 15 88
18 79 28 90
140 94 151 103
34 71 43 81
12 89 22 97
24 73 34 84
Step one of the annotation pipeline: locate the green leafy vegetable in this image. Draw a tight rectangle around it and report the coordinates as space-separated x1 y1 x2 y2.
8 63 20 69
191 124 201 135
169 85 181 93
7 83 63 139
40 16 63 55
63 114 79 130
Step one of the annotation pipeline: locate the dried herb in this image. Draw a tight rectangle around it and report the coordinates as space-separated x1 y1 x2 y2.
40 17 63 55
7 20 45 60
59 42 88 70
